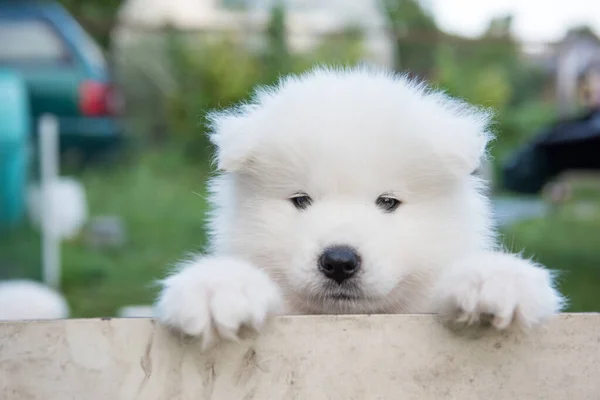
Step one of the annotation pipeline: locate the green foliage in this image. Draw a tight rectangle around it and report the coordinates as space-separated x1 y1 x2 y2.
163 4 365 154
264 1 291 83
495 101 556 156
435 45 512 110
382 0 439 77
292 26 365 74
431 15 554 159
380 0 550 158
120 1 552 166
59 0 121 16
165 33 263 157
58 0 121 48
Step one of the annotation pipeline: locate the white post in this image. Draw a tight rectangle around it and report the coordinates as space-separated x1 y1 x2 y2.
38 114 60 290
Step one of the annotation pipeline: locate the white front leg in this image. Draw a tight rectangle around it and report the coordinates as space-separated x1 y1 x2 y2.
433 251 565 330
155 255 283 349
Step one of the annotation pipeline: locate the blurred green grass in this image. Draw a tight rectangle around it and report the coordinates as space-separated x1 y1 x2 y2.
0 148 210 317
501 204 600 312
1 148 599 316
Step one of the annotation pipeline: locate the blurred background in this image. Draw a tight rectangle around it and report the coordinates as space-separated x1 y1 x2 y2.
0 0 599 318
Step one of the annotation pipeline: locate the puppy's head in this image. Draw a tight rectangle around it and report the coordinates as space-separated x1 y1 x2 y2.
207 66 495 314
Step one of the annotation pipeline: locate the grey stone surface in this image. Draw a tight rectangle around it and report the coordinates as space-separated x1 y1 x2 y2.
84 216 127 249
1 314 599 399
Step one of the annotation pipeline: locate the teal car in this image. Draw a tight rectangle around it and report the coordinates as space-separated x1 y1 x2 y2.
0 69 30 228
0 0 124 160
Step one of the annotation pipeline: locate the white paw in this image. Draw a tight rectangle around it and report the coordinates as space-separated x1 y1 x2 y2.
155 256 283 349
434 252 565 330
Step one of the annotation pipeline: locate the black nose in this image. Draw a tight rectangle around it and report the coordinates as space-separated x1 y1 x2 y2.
319 246 361 284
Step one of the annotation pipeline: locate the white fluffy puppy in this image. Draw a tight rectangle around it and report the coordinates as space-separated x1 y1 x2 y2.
156 66 564 348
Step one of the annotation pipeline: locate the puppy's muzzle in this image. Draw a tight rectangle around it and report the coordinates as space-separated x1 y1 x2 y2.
318 245 361 284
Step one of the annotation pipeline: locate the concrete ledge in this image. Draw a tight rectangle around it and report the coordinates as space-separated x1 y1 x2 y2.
1 314 599 399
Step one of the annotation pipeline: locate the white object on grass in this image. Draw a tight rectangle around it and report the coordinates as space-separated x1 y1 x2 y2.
27 177 88 241
0 279 69 320
117 305 156 318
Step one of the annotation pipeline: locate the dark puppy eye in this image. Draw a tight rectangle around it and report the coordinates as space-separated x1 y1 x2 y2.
290 193 313 210
376 196 401 212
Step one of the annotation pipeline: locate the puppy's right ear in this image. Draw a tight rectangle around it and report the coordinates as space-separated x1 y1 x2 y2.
207 110 260 172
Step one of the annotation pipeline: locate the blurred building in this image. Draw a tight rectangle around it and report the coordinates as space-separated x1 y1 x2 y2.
579 62 600 110
556 28 600 116
523 28 600 116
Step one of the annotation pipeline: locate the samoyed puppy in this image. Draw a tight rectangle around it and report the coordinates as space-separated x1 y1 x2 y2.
156 66 564 348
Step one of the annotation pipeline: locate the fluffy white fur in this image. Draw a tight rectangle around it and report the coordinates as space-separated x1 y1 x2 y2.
0 280 69 320
156 66 565 349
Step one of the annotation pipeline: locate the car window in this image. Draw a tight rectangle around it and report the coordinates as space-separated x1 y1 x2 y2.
0 18 71 64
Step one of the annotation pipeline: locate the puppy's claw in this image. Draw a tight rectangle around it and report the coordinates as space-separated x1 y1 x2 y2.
434 252 564 331
156 256 283 351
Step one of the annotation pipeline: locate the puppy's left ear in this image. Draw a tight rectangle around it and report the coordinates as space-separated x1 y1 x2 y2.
431 102 493 177
207 110 261 172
